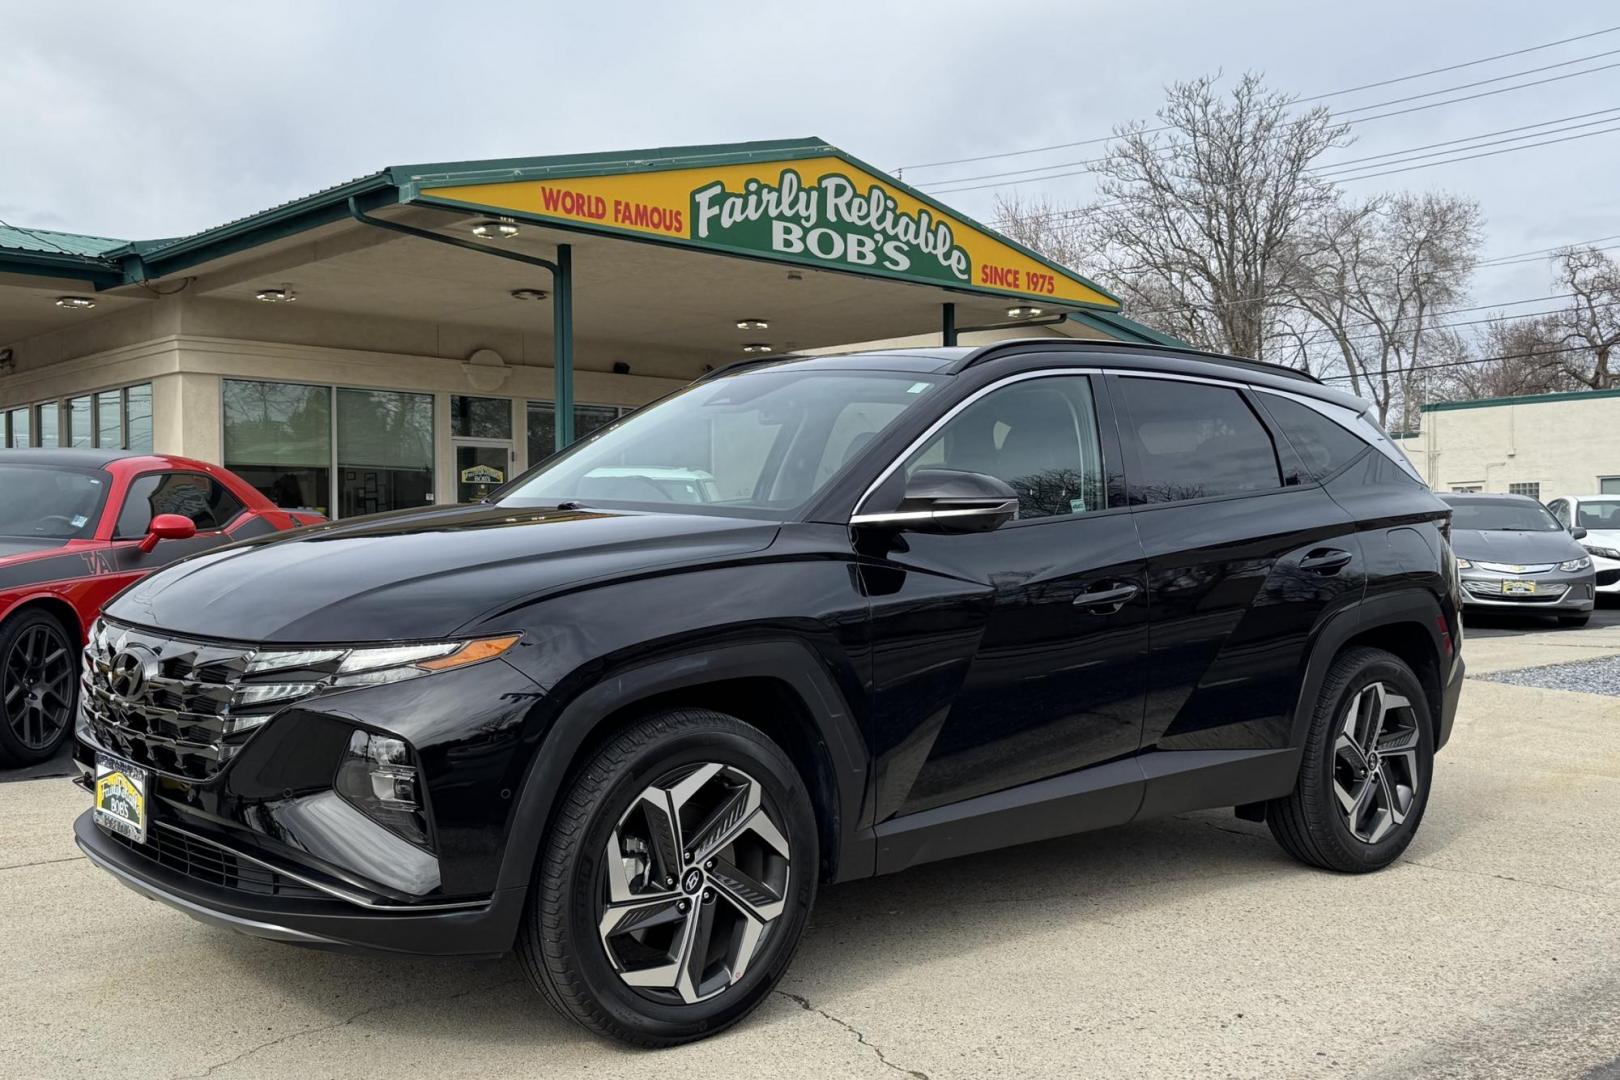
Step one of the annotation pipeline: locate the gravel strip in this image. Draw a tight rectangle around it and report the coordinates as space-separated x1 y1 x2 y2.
1477 655 1620 697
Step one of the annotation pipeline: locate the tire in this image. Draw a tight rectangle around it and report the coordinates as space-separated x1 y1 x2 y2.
1557 613 1591 627
0 610 81 768
518 708 818 1046
1267 647 1434 873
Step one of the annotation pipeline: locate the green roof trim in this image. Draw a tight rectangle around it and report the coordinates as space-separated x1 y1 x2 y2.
1067 309 1194 348
1423 386 1620 412
0 224 130 257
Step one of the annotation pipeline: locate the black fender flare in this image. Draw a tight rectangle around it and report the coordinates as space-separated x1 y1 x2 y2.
494 640 874 895
1288 587 1449 751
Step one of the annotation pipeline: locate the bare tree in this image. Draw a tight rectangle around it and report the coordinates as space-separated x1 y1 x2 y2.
1548 245 1620 389
1428 315 1575 401
1287 192 1483 427
991 194 1088 271
1083 73 1349 362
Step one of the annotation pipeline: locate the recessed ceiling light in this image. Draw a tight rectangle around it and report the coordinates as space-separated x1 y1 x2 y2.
255 288 296 303
510 288 548 301
1007 305 1043 319
472 219 519 239
741 343 774 354
55 296 95 310
736 318 769 331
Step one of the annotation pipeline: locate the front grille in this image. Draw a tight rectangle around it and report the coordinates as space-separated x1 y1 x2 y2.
107 824 331 902
82 620 327 780
1463 580 1569 603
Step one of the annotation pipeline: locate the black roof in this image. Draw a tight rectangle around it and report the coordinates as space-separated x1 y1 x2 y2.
0 447 141 468
700 339 1365 411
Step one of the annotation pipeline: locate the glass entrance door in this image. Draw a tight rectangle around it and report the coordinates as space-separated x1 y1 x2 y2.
455 441 512 503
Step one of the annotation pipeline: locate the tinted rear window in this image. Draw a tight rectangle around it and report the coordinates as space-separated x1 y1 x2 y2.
1117 378 1281 504
1259 394 1370 480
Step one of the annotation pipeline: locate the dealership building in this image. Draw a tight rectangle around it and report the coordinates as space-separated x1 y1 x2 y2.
1393 389 1620 499
0 137 1176 518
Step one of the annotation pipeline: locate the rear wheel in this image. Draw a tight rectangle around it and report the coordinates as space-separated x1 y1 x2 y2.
1267 647 1434 873
0 610 80 768
518 708 817 1046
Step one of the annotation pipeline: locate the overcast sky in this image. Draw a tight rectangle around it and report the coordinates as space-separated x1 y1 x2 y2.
2 0 1614 311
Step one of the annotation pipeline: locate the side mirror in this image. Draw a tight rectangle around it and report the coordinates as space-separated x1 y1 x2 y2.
853 469 1019 534
138 513 197 553
1571 526 1589 540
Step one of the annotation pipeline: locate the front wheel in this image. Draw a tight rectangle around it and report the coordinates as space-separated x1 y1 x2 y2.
518 708 818 1046
1267 647 1435 873
0 611 80 768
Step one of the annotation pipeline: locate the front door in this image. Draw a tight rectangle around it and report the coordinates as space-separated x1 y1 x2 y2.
455 441 513 503
863 373 1150 824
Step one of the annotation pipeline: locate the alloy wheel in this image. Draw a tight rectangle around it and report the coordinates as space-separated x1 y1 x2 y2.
1333 680 1422 844
597 761 792 1004
3 622 76 750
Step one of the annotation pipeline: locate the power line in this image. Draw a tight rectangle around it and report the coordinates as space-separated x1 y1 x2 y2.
1316 341 1596 381
899 23 1620 172
1329 121 1620 183
1311 107 1620 174
930 57 1620 196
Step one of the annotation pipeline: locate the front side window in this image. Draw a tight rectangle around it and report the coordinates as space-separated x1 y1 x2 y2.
117 472 246 537
223 380 331 514
903 375 1109 520
502 369 944 516
1575 498 1620 530
0 464 106 538
1117 378 1281 504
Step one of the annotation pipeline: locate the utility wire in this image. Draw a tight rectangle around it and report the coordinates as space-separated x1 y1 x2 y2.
1328 121 1620 183
1315 341 1597 381
898 23 1620 172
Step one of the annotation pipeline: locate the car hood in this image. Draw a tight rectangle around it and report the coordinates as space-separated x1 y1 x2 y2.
0 537 69 564
1450 529 1586 564
106 502 780 643
1579 527 1620 553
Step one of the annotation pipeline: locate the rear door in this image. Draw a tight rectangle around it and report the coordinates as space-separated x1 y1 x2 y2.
1110 374 1365 760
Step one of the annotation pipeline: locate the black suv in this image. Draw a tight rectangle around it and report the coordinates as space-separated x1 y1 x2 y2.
74 341 1464 1045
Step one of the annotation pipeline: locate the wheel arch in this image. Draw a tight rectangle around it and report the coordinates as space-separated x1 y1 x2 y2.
495 640 873 898
1 592 87 642
1291 590 1451 752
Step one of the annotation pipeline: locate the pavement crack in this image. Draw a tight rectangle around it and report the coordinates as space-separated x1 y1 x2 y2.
776 990 929 1079
1406 859 1620 902
0 854 83 872
170 977 521 1079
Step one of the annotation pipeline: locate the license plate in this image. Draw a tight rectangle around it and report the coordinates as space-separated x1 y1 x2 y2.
94 752 148 844
1502 579 1537 595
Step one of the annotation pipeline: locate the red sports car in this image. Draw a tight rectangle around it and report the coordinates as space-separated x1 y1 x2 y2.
0 448 322 766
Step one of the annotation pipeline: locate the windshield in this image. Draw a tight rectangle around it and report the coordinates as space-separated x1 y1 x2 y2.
1443 497 1561 532
502 368 946 516
1576 499 1620 530
0 464 108 539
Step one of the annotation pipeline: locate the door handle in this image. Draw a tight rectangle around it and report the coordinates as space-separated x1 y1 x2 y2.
1300 548 1354 574
1073 582 1140 614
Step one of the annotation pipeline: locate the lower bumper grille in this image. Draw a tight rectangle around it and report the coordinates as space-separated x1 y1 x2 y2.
1462 580 1569 603
1598 569 1619 587
106 824 331 903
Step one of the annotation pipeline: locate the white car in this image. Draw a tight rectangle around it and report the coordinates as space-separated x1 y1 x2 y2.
1546 495 1620 598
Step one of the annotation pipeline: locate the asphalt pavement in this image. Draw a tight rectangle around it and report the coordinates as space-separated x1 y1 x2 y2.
3 624 1619 1078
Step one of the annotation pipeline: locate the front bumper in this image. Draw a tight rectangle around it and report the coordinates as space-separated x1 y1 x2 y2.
74 809 525 957
1590 552 1620 594
1458 568 1595 612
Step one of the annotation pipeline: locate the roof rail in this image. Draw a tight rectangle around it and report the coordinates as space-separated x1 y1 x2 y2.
691 353 816 383
953 338 1323 385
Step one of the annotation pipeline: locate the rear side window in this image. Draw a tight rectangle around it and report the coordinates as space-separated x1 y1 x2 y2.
1258 393 1370 480
117 472 246 537
1116 377 1281 504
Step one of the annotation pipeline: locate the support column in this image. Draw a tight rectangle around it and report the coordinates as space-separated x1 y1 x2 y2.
942 302 957 347
553 243 574 451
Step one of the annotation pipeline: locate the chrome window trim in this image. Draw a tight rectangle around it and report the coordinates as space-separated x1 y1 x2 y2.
849 367 1105 521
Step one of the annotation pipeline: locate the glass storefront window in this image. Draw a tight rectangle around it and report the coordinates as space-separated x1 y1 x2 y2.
527 402 623 465
3 408 25 448
125 384 153 452
67 396 94 448
96 390 122 448
223 380 331 513
36 403 59 448
452 395 512 440
337 389 434 518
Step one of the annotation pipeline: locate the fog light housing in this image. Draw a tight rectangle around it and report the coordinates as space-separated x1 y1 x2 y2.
334 731 430 849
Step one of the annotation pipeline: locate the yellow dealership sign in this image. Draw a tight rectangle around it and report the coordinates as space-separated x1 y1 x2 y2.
414 150 1119 309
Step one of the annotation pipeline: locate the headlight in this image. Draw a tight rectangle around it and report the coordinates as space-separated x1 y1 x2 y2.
244 634 521 692
335 730 430 848
1586 545 1620 560
1558 556 1593 572
1455 557 1473 569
